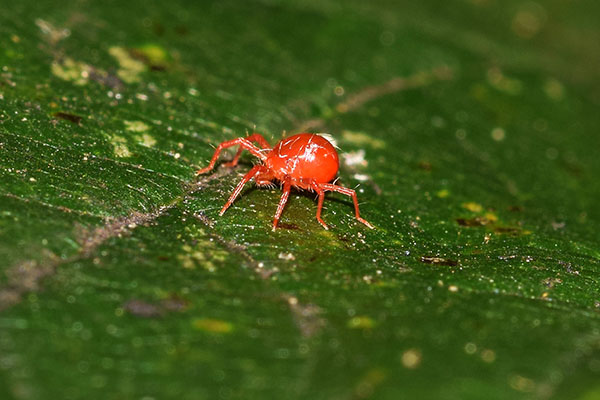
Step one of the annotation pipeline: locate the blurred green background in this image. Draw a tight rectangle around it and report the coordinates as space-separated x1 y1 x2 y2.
1 0 599 399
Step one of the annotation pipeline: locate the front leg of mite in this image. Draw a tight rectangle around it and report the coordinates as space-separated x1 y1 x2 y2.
220 165 264 215
196 137 267 175
224 133 272 168
272 177 292 231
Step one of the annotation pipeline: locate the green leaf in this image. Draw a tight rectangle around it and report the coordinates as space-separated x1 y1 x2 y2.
1 0 600 399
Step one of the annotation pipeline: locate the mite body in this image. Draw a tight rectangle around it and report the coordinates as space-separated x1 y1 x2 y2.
197 133 373 231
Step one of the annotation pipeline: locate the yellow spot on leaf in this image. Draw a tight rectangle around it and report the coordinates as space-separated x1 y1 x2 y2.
462 202 483 213
484 212 498 222
347 316 375 330
109 46 146 84
193 318 233 334
134 44 170 68
436 189 450 198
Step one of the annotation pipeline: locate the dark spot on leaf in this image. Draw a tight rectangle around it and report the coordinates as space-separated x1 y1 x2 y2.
560 160 583 178
157 255 169 261
52 112 82 125
558 260 580 275
152 22 165 36
337 235 351 243
130 48 169 71
542 277 562 288
278 223 300 230
175 25 189 36
123 295 189 318
456 217 491 227
508 205 523 212
417 161 432 171
494 226 521 235
420 256 458 266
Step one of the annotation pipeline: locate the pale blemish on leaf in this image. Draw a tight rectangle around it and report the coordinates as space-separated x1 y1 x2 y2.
35 18 70 44
401 349 422 369
487 68 522 95
342 149 368 167
108 46 146 84
544 79 565 101
177 242 227 272
51 58 90 86
342 130 385 149
491 127 506 141
110 135 132 158
136 133 156 147
124 120 150 133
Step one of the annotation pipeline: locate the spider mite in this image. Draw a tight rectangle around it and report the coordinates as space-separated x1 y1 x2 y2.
196 132 374 231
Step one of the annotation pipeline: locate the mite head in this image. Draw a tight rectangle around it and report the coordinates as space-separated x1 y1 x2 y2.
255 170 275 186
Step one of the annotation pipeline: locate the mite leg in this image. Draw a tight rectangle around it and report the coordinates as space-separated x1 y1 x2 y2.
224 133 271 168
272 178 292 231
310 181 329 230
197 137 267 175
319 183 374 229
219 165 263 215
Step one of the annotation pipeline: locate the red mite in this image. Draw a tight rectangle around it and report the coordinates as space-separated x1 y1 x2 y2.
197 133 374 231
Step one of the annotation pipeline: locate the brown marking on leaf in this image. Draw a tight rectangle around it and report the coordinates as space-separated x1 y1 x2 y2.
194 211 215 228
494 226 521 235
88 67 124 89
456 217 492 227
52 111 83 124
278 222 301 231
336 66 453 114
123 294 189 318
0 168 232 312
420 256 458 266
541 277 562 288
417 161 433 171
292 67 453 133
0 254 58 311
160 295 190 312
